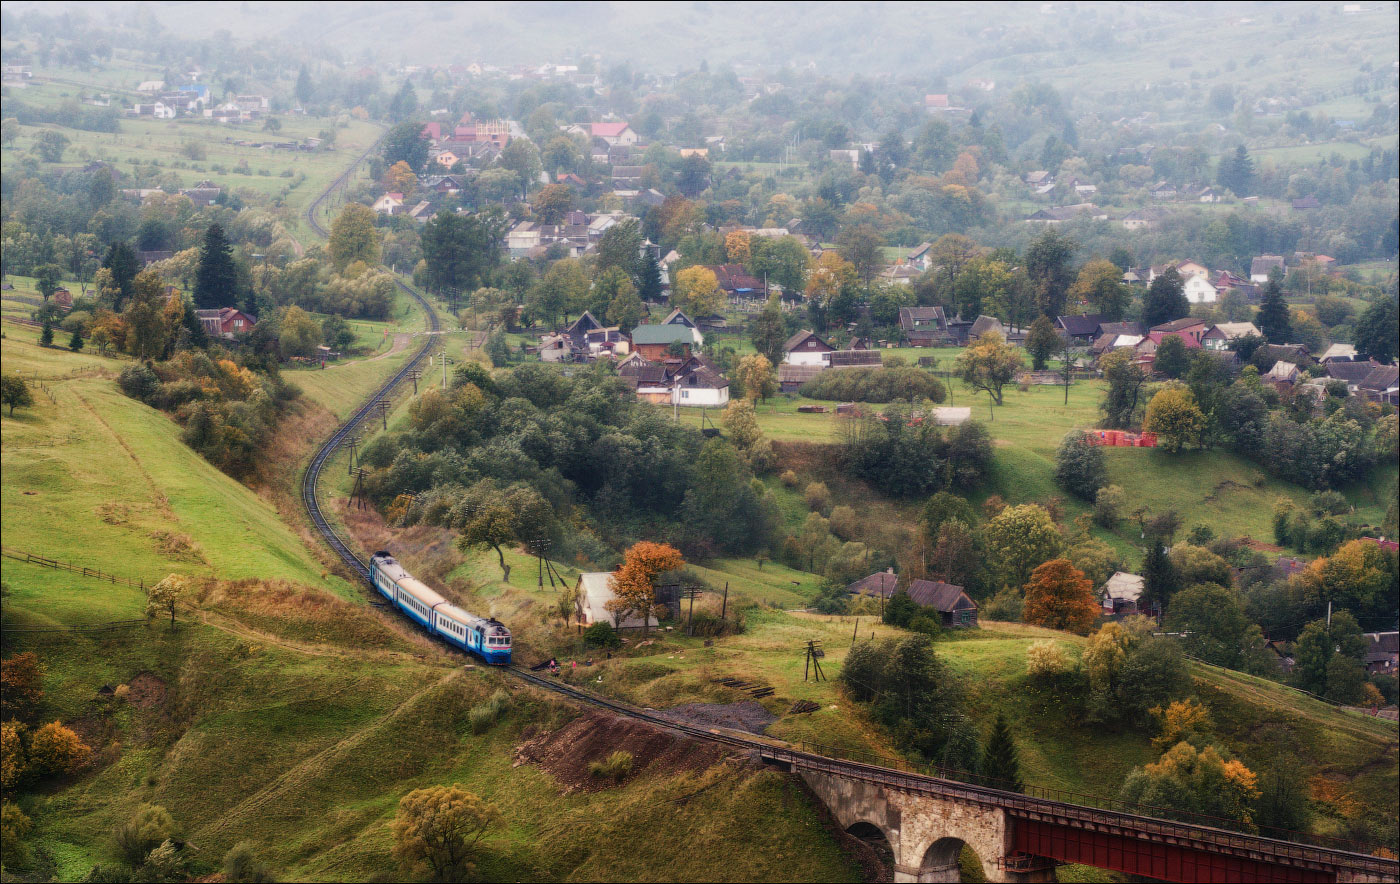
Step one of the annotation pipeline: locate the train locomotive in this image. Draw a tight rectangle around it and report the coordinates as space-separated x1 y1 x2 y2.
369 551 511 665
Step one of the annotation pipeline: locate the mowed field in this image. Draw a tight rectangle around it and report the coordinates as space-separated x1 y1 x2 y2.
2 74 383 243
0 333 352 602
675 373 1394 552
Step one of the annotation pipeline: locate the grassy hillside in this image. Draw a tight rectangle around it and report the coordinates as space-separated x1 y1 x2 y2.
1 333 864 882
683 378 1391 552
0 334 349 599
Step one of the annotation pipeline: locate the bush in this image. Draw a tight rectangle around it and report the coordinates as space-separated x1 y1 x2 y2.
828 505 859 540
1055 431 1107 501
115 804 176 865
1026 640 1071 681
983 586 1023 622
468 689 512 734
779 469 799 488
222 842 275 883
1 800 32 868
908 614 942 638
804 481 831 515
588 750 634 783
799 366 946 403
583 621 621 649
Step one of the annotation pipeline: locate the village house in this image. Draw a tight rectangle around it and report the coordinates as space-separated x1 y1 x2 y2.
587 121 638 146
1363 632 1398 677
574 572 658 630
845 571 978 628
631 324 698 360
1101 572 1146 617
783 330 835 366
1250 255 1286 283
1183 274 1218 304
195 307 256 339
899 306 948 346
372 192 405 215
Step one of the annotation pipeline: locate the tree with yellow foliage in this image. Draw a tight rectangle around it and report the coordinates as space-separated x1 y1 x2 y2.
392 784 500 882
955 330 1024 406
804 251 857 307
672 265 724 316
146 574 191 630
383 160 417 196
1119 741 1260 830
724 230 752 265
1143 383 1205 452
607 541 684 636
733 353 776 403
1150 698 1212 751
27 721 90 777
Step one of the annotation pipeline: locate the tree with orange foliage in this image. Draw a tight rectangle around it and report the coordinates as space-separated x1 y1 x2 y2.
724 230 752 265
1022 559 1099 634
607 542 684 636
0 653 44 721
27 722 90 777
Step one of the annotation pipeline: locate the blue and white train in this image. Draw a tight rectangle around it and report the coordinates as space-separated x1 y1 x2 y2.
369 551 512 665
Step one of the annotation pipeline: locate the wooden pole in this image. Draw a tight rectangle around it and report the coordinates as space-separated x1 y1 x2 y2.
721 582 728 619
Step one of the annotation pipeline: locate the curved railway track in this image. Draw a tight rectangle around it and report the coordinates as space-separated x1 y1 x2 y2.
300 134 440 582
292 151 1396 883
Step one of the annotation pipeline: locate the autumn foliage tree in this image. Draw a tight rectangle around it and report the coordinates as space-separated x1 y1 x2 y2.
608 541 684 636
1 652 44 720
146 574 191 629
27 721 90 777
328 203 382 272
956 330 1025 406
671 265 723 316
1022 559 1099 634
1144 384 1206 452
392 784 500 882
1119 742 1260 831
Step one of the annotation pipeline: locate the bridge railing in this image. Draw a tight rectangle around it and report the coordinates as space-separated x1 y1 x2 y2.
798 740 1382 858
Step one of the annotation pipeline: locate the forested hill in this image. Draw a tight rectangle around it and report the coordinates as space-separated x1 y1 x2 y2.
23 0 1400 89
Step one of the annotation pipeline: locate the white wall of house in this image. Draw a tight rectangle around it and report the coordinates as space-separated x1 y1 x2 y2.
785 349 828 366
1183 276 1218 304
673 386 729 407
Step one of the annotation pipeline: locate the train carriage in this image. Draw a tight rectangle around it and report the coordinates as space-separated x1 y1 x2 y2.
369 552 511 664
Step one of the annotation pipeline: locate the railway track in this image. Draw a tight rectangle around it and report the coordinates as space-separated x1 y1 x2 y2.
291 149 1396 882
299 133 441 583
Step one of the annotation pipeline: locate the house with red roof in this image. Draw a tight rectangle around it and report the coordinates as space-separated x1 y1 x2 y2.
589 122 638 146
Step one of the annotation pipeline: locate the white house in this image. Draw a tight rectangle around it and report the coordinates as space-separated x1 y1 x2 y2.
783 330 835 366
1183 275 1218 304
371 193 404 215
575 571 658 629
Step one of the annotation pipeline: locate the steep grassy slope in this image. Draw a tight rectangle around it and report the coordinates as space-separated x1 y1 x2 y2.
0 336 348 599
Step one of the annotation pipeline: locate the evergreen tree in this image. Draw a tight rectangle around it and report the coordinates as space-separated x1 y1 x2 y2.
69 328 84 351
102 241 140 310
1142 269 1189 328
39 318 54 347
1140 539 1179 614
1024 315 1060 371
295 65 314 105
387 80 418 122
1054 430 1107 501
637 250 663 301
982 714 1023 792
1218 145 1255 196
193 224 239 309
1255 279 1292 343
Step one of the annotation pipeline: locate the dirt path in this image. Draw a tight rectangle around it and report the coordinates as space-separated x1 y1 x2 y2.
323 332 411 369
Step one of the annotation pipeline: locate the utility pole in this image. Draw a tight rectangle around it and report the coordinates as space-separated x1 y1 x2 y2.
408 369 422 395
440 352 454 389
684 586 703 635
803 639 826 682
349 468 368 510
375 400 390 431
346 433 360 475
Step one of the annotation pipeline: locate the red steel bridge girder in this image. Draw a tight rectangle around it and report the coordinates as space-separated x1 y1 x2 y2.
1013 818 1337 884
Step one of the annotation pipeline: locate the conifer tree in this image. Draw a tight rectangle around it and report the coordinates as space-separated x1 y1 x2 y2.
1255 279 1292 343
193 224 239 309
983 714 1023 792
